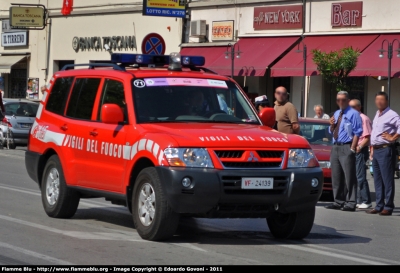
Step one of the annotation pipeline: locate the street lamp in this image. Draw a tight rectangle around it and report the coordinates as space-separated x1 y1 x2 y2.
378 39 400 106
225 43 242 78
296 38 307 117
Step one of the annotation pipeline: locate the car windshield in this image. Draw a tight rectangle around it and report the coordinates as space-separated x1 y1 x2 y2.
4 102 39 117
299 120 333 146
132 78 260 124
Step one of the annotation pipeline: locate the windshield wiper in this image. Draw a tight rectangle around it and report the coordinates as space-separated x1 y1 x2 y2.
140 120 190 123
187 120 260 124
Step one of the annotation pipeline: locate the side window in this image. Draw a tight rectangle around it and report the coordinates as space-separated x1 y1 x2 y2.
66 78 101 120
4 103 19 115
45 77 74 115
97 79 127 122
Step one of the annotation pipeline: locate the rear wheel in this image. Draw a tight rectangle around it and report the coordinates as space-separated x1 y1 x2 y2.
267 208 315 240
41 155 80 218
132 167 179 241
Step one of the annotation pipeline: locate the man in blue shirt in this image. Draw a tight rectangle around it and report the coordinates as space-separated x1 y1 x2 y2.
325 91 363 211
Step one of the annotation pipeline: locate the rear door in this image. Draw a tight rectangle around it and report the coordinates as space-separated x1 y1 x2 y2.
63 77 103 185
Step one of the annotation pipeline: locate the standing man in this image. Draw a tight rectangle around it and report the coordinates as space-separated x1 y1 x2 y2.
325 91 363 212
274 86 300 134
367 92 399 216
314 104 330 119
349 99 372 209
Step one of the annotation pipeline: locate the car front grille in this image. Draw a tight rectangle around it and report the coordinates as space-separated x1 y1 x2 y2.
213 149 284 169
214 150 244 159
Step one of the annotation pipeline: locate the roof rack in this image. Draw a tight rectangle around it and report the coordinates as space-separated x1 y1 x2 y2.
60 63 126 71
189 66 218 74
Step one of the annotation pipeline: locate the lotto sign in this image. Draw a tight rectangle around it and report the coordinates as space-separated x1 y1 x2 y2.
142 0 186 18
141 33 166 55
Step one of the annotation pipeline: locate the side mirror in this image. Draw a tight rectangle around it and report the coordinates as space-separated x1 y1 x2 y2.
101 103 124 124
258 107 276 128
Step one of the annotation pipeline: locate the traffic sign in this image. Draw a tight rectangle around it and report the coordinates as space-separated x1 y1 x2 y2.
141 33 166 55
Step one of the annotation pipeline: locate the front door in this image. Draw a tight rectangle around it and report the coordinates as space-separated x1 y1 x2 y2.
84 78 129 193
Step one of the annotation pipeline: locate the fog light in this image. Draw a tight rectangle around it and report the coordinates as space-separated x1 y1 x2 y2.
182 177 192 188
311 178 319 188
290 173 295 183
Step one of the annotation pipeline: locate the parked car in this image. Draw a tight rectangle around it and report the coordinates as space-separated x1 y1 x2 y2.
299 118 333 197
0 98 39 149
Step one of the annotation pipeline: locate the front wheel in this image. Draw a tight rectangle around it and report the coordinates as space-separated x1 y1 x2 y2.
41 155 80 218
267 208 315 240
132 167 180 241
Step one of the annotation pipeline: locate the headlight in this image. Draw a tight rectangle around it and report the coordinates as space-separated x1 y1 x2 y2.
287 149 319 168
318 161 331 169
164 148 214 168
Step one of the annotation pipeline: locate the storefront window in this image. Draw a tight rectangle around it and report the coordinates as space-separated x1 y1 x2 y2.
9 69 27 98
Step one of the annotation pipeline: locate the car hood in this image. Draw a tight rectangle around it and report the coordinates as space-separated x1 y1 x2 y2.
139 123 311 148
310 144 332 161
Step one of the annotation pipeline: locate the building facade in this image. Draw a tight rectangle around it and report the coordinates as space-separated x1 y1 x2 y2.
0 0 183 100
183 0 400 119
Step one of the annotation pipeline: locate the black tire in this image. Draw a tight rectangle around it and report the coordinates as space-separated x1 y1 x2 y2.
132 167 180 241
41 155 80 218
267 207 315 240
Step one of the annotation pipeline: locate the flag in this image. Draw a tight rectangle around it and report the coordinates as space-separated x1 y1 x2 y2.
61 0 73 16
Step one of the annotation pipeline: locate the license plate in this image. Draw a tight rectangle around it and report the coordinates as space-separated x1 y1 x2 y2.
20 123 31 129
241 177 274 189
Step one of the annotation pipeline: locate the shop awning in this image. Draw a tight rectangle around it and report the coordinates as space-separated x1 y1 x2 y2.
180 46 229 74
0 55 27 73
181 37 299 76
271 34 379 77
351 34 400 77
211 37 299 76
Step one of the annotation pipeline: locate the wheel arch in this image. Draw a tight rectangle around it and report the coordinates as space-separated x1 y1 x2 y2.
37 148 58 187
126 157 155 209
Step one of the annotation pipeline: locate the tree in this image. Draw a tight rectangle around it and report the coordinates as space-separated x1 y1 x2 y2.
312 47 361 91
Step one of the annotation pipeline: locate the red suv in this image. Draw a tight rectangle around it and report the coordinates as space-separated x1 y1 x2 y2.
25 53 323 241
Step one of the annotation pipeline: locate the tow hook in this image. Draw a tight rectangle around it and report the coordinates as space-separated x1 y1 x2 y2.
274 203 279 211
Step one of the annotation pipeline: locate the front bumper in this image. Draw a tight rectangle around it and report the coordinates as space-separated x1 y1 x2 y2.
157 167 323 218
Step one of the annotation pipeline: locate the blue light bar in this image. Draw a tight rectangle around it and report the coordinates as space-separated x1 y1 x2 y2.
181 56 205 66
111 53 205 67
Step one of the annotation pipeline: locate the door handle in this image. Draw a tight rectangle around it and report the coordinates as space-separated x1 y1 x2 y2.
89 131 98 137
60 125 68 131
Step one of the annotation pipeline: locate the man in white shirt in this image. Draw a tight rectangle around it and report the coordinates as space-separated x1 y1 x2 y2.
314 104 330 119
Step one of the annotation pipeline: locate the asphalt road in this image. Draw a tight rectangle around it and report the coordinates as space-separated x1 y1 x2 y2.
0 146 400 265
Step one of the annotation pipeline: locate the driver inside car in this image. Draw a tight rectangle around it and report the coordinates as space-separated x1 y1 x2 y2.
184 90 209 116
